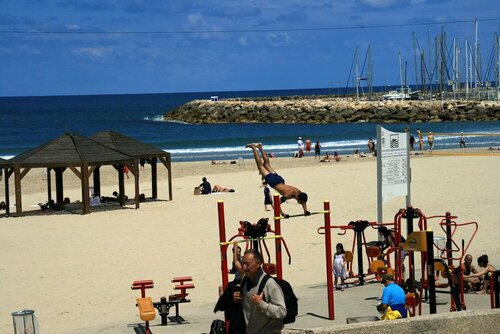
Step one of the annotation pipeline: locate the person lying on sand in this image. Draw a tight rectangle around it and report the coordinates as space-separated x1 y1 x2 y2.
212 185 235 193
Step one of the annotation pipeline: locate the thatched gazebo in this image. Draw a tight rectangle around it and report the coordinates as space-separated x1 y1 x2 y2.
91 130 172 201
4 133 138 217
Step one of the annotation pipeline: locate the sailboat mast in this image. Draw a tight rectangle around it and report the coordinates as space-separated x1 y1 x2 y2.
355 47 360 100
474 18 478 90
413 32 419 91
496 33 500 101
466 39 469 100
399 52 403 95
368 44 373 96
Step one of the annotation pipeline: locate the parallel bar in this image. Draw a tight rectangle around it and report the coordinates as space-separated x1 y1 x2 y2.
219 235 282 246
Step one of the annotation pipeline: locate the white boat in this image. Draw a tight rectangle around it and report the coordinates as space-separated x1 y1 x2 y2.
383 86 421 100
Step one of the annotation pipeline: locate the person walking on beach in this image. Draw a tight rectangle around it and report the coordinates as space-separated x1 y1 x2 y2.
305 138 312 155
409 134 415 150
262 180 273 211
314 141 321 159
367 138 375 154
417 129 424 151
333 243 347 291
296 137 304 158
427 132 434 151
459 132 466 148
246 143 310 217
297 137 304 151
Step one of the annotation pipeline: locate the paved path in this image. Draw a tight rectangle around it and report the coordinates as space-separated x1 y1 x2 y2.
113 279 495 334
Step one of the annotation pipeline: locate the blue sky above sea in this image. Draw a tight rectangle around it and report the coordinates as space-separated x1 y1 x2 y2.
0 0 499 97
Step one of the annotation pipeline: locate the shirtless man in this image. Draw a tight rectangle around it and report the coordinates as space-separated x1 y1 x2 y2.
246 143 309 217
462 254 481 292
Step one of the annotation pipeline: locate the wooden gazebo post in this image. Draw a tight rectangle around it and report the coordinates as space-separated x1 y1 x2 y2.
151 157 158 199
93 166 101 197
81 162 90 214
118 164 125 206
132 160 140 209
4 167 11 216
46 167 52 202
14 163 22 216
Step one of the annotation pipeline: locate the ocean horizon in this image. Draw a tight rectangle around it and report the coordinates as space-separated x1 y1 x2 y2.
1 88 500 162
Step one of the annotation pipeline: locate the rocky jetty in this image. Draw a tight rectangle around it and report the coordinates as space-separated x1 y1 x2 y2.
163 97 500 124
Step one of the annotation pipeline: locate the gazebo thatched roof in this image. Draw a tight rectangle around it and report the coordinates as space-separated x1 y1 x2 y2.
0 157 9 167
91 130 170 158
10 133 133 167
91 130 172 201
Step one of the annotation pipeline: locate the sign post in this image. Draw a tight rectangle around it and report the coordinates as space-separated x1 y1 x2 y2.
377 126 410 224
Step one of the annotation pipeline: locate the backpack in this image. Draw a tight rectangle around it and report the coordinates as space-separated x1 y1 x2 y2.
209 319 225 334
258 275 298 324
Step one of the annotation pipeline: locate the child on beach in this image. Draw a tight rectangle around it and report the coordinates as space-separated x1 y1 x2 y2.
262 180 273 211
334 243 347 291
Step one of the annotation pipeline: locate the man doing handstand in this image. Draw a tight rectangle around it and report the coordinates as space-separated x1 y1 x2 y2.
246 143 310 217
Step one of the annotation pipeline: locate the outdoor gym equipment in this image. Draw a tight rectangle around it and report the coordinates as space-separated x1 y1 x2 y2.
217 194 294 289
322 219 383 286
131 277 195 332
131 280 155 334
217 194 330 290
420 212 478 312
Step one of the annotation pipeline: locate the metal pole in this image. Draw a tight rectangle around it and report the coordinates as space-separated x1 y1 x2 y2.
445 212 453 267
324 201 335 320
426 229 437 314
376 126 383 224
273 194 283 279
217 200 229 290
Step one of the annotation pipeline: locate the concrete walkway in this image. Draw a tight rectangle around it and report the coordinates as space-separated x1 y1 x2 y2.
110 279 497 334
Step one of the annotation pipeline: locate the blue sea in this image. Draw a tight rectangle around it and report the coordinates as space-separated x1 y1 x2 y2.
1 88 499 162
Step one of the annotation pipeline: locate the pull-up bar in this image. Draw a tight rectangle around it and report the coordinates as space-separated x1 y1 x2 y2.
219 235 282 246
276 210 330 219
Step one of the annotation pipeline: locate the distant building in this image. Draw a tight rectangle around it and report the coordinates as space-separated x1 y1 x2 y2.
210 96 219 102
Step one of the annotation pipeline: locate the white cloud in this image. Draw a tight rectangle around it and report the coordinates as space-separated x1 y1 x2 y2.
187 13 202 25
238 36 249 46
266 33 290 47
72 47 110 59
65 24 81 30
359 0 399 8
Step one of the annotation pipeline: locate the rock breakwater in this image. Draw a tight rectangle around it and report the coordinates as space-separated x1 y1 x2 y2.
163 98 500 124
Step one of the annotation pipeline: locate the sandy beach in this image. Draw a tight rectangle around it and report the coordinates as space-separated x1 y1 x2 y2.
1 153 499 333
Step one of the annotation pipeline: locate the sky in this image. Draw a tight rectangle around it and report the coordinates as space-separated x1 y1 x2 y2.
0 0 499 97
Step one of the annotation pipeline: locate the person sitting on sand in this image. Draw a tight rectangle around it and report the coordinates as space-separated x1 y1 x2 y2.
320 152 332 162
468 254 496 294
199 177 212 195
246 143 309 217
333 151 341 161
212 184 235 193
